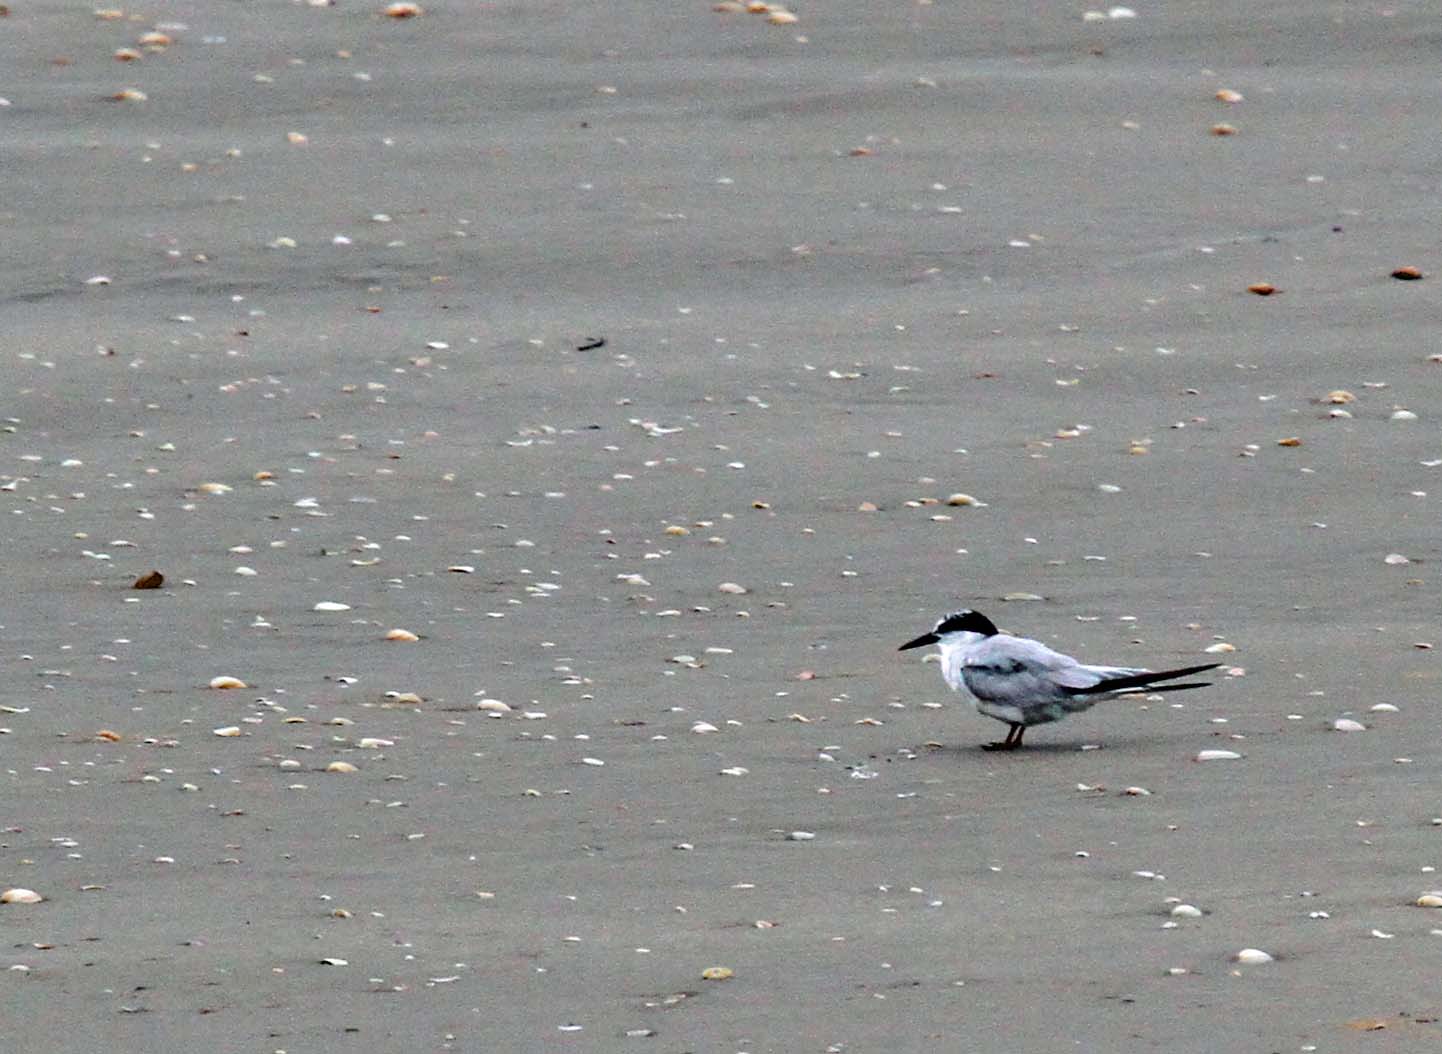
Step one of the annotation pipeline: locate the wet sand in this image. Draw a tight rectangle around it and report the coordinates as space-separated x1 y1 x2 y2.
3 2 1442 1051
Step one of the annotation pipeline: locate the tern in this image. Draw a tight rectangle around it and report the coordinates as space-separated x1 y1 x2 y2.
899 609 1220 750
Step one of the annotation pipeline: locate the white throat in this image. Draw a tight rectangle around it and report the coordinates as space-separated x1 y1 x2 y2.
936 631 988 692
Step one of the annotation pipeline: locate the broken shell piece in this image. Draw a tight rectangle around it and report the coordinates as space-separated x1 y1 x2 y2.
132 570 164 589
314 601 351 612
1204 642 1236 654
212 726 242 737
385 628 419 642
717 582 748 594
1233 948 1274 964
208 675 247 689
357 738 393 749
1332 718 1366 732
95 730 122 742
1195 749 1242 761
0 888 43 905
326 761 359 774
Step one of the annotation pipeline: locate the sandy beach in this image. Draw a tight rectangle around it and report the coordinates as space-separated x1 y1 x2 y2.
3 1 1442 1051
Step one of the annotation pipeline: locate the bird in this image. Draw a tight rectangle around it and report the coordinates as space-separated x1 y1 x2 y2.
898 609 1220 750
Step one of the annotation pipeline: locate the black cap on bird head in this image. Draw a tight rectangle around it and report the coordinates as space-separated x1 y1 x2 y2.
897 608 999 651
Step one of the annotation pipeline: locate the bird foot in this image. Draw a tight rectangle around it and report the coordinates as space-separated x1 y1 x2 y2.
981 740 1021 752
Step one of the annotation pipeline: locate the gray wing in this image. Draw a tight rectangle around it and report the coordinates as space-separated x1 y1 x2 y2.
960 635 1145 704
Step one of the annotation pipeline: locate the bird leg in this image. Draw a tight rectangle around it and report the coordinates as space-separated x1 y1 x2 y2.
982 723 1026 751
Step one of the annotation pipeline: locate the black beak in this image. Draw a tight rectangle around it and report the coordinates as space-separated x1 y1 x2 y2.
898 632 939 652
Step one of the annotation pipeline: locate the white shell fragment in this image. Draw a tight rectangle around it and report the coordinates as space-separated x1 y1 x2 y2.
1 888 43 904
717 581 749 595
209 675 248 690
1233 948 1274 964
314 601 352 612
385 628 420 642
1195 749 1242 761
1416 893 1442 908
326 761 359 773
213 726 242 737
1332 718 1366 733
786 830 816 841
1170 904 1203 918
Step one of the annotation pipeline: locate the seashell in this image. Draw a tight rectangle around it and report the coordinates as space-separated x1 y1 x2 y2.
1416 894 1442 908
95 730 122 742
1210 123 1238 136
1215 88 1243 103
1391 409 1418 421
132 570 164 589
1233 948 1274 964
1384 553 1411 565
314 601 351 611
357 738 393 749
384 1 422 16
208 675 247 689
476 699 511 713
326 761 359 774
1391 266 1424 280
138 31 171 47
691 721 718 733
279 759 301 769
945 493 979 506
1001 591 1044 602
212 726 242 737
1276 437 1302 447
197 482 232 495
110 88 147 102
701 966 734 980
1246 283 1277 296
1123 786 1152 796
1171 904 1203 917
663 525 690 536
447 565 475 574
1370 703 1399 713
718 581 748 594
385 628 419 642
114 48 141 61
1326 390 1356 404
1 888 43 904
387 692 423 704
767 9 798 23
319 957 349 966
580 757 605 767
1204 642 1235 653
1195 749 1242 761
786 830 816 841
1332 718 1366 732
